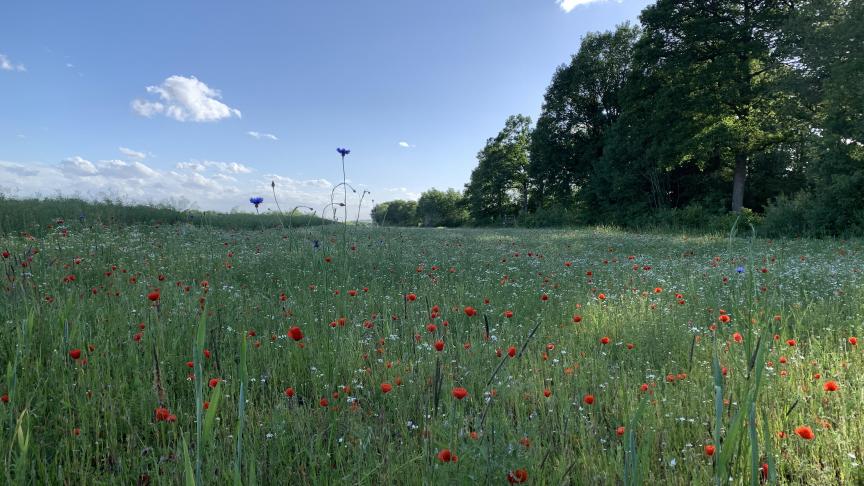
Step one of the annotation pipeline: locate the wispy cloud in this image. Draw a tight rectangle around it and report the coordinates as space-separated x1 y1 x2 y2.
175 160 253 174
0 53 26 72
131 75 241 122
119 147 147 159
247 131 279 141
556 0 611 12
398 141 415 148
0 156 386 219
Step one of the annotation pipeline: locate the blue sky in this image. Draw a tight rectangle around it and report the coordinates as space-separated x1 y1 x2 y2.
0 0 652 218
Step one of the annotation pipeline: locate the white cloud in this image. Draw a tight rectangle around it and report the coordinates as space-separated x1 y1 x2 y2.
131 99 164 117
556 0 610 12
0 156 383 220
175 160 253 174
119 146 146 159
61 156 99 176
175 161 206 172
247 131 279 141
222 162 252 174
382 187 421 200
0 53 26 72
131 75 241 122
60 156 159 179
99 159 160 179
0 158 245 211
398 141 415 148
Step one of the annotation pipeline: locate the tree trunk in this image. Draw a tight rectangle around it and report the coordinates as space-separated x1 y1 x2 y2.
731 152 747 212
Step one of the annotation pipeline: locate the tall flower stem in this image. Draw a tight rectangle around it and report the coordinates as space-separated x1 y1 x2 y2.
341 153 348 227
270 181 286 230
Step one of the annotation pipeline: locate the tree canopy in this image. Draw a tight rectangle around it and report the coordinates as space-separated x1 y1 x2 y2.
374 1 864 235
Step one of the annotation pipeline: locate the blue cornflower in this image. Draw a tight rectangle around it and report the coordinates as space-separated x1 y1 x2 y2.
337 147 351 157
249 197 264 208
736 266 745 274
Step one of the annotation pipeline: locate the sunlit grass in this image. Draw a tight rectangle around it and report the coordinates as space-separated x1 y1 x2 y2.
1 222 862 484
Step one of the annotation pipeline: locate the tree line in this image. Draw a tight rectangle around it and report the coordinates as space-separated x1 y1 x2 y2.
372 0 863 235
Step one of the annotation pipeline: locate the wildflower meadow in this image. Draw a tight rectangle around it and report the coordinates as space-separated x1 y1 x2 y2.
1 218 862 484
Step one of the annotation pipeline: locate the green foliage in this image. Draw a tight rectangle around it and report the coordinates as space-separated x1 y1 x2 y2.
370 199 419 226
530 24 639 210
0 195 326 235
416 188 468 227
464 115 532 224
443 0 862 236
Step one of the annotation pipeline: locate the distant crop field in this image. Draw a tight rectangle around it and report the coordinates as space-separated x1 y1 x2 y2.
1 223 862 484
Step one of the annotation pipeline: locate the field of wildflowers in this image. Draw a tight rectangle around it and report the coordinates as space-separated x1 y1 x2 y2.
1 221 862 484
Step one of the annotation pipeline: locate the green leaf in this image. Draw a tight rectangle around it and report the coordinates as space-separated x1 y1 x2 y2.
203 382 222 444
182 435 196 486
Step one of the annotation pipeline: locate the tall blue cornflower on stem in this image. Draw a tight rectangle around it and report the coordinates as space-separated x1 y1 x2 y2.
336 148 350 226
336 147 351 319
249 196 264 215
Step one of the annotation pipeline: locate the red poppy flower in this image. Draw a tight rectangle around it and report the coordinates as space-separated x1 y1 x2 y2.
600 336 610 345
507 469 528 484
705 445 715 456
155 407 171 422
507 346 516 358
452 387 468 400
572 315 582 323
208 378 220 388
823 380 839 392
464 306 476 317
616 426 625 436
718 315 730 323
543 389 551 398
437 449 453 463
380 383 393 394
540 294 549 301
786 339 797 347
504 310 514 318
1 394 9 404
406 293 417 302
434 340 445 351
849 337 858 346
69 349 82 360
795 425 814 440
284 387 295 398
147 291 160 302
640 383 649 392
583 394 595 405
733 332 743 343
288 326 304 341
597 293 606 300
319 398 329 407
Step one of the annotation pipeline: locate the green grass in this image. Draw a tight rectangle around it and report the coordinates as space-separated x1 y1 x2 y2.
1 221 863 484
0 195 326 235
